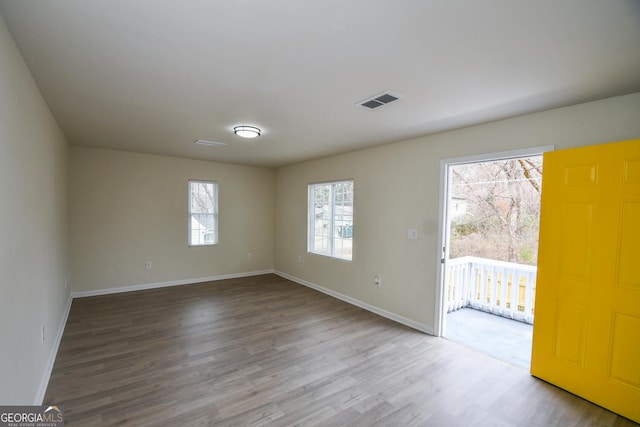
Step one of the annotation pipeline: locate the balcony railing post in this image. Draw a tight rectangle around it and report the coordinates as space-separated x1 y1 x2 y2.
483 265 489 311
461 261 469 309
524 271 536 323
488 266 497 312
469 261 478 308
499 268 509 316
453 262 460 310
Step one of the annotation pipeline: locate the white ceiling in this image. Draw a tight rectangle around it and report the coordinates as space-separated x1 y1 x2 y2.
1 1 639 168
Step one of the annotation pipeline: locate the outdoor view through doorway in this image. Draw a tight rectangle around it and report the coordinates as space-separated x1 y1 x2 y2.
442 154 543 369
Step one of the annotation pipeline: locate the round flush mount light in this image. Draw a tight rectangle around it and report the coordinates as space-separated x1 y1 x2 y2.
233 125 261 139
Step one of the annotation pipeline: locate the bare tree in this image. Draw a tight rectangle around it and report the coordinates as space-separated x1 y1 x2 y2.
450 156 542 265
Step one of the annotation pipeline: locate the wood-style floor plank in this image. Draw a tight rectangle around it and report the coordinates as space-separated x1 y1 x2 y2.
44 274 638 426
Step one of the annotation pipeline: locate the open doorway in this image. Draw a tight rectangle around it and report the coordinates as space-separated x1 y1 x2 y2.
435 146 553 369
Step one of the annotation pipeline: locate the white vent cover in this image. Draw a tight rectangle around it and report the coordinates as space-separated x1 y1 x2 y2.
194 139 227 147
358 92 400 109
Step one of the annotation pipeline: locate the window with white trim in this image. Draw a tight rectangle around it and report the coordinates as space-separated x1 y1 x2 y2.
189 180 218 246
308 180 354 260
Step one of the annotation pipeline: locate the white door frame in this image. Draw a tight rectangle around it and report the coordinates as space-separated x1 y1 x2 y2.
433 145 555 337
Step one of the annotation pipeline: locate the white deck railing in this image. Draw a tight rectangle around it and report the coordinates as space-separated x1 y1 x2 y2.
446 256 536 324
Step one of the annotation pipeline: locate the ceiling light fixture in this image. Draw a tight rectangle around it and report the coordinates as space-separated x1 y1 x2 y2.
233 125 261 138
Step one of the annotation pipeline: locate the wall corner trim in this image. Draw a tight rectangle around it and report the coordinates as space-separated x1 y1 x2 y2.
274 270 434 335
35 293 73 405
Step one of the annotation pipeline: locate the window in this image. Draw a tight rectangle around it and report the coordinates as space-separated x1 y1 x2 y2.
308 180 354 260
189 180 218 246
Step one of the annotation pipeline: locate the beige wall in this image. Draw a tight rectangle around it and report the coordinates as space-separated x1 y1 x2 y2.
0 15 69 403
69 147 275 293
274 92 640 332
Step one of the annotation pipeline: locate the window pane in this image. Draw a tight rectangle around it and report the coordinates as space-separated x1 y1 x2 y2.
189 181 217 246
333 181 353 260
190 182 216 213
310 184 329 254
308 180 353 260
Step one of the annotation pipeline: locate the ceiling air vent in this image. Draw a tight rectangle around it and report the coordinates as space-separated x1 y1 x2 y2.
358 92 400 109
194 139 227 147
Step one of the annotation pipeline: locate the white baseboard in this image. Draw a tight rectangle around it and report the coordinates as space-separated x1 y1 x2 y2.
71 269 275 298
274 270 434 335
35 293 72 405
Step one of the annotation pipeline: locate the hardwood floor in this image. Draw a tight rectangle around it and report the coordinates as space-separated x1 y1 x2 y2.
45 274 638 426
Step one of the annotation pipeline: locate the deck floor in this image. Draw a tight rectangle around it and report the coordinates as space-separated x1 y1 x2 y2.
445 307 533 370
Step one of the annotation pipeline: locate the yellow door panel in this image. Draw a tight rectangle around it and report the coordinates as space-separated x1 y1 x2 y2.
531 139 640 422
552 300 588 366
558 202 594 279
618 202 640 289
623 159 640 183
610 312 640 388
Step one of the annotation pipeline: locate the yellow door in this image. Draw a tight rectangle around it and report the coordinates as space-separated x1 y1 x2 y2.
531 139 640 422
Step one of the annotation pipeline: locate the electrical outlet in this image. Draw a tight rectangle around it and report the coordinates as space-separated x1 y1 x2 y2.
145 261 152 270
408 228 418 240
247 253 252 260
297 255 303 263
41 324 45 343
374 276 382 288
